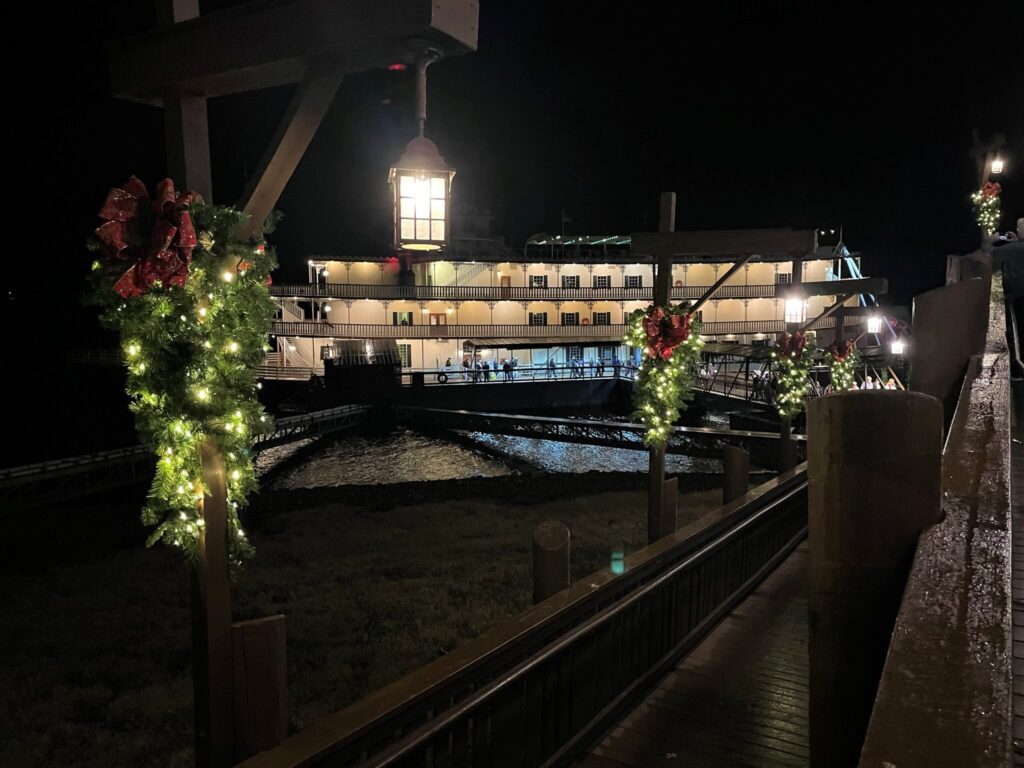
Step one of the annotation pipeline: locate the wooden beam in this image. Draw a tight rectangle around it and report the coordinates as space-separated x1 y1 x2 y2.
776 277 888 299
799 294 854 334
110 0 479 102
689 255 754 315
164 87 213 201
239 60 346 238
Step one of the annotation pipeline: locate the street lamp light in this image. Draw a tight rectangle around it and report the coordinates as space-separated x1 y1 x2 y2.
389 137 455 251
867 314 882 334
890 338 906 356
388 48 455 253
991 156 1005 175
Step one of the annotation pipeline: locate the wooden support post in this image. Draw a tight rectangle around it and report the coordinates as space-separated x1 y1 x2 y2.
194 440 234 768
807 391 943 768
239 60 346 238
659 476 678 539
648 191 675 537
779 416 796 471
532 521 570 604
722 445 749 504
232 615 288 761
159 0 213 202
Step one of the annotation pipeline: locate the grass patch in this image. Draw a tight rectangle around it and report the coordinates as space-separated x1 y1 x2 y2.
0 480 724 767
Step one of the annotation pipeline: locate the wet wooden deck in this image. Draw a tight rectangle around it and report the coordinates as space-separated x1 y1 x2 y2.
1011 380 1023 766
577 542 809 768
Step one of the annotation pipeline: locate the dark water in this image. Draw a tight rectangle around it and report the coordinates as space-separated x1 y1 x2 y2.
262 408 730 489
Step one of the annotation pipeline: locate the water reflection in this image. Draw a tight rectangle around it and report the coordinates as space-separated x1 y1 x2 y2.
269 430 511 489
465 433 721 474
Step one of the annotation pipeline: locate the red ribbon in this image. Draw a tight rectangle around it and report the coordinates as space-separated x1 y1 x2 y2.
95 177 199 298
828 338 855 362
776 331 806 358
643 307 691 360
982 181 1001 199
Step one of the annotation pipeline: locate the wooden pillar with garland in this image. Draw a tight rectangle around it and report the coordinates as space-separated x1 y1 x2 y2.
649 192 675 541
87 179 278 767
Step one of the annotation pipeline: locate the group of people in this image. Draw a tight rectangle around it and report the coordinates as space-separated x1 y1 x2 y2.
436 354 638 383
455 355 519 382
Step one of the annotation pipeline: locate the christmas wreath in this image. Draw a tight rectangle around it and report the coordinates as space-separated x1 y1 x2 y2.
624 303 704 445
826 338 860 392
771 331 815 418
87 177 278 571
971 181 1001 234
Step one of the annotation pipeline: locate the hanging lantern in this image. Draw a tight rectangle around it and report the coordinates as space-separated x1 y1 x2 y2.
890 338 906 355
867 314 882 334
784 297 807 324
389 137 455 252
990 156 1005 175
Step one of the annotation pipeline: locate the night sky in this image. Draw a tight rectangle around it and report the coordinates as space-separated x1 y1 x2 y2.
8 0 1024 349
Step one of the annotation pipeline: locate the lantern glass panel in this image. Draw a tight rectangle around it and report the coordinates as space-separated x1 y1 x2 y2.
431 177 446 197
431 199 445 219
400 175 415 196
401 219 415 239
431 220 445 240
784 298 806 324
400 197 415 217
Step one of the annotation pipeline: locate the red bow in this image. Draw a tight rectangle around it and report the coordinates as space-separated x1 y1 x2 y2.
982 181 1001 199
829 338 854 362
776 331 806 358
643 307 691 359
95 177 200 298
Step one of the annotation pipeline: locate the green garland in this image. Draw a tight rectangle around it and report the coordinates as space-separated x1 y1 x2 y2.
826 347 860 392
771 339 815 419
87 202 277 571
625 304 704 446
971 181 1000 234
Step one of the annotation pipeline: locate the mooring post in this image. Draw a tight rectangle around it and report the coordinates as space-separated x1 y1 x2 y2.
232 615 288 761
194 440 234 768
722 445 749 504
807 391 943 767
533 521 571 604
658 476 678 540
779 415 796 471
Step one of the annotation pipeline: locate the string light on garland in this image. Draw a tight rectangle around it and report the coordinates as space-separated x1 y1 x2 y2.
826 338 860 392
87 177 278 572
971 181 1001 234
771 331 815 418
624 303 703 446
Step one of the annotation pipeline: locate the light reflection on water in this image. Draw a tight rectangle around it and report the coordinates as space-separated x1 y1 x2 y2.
268 430 511 489
465 433 722 474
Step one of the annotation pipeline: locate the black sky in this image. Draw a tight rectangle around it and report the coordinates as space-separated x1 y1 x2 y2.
8 0 1024 347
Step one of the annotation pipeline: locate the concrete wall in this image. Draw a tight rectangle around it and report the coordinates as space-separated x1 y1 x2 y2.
909 276 990 410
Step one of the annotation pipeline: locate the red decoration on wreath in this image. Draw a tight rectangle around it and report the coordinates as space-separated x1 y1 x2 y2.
828 338 855 361
776 330 806 358
95 177 200 298
643 306 691 360
981 181 1001 199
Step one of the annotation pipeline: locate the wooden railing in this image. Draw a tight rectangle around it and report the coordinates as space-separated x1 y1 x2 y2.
859 266 1012 766
238 468 808 768
272 282 785 302
269 317 845 339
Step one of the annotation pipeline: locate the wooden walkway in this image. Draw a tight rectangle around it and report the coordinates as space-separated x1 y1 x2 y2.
1011 381 1023 766
577 543 809 768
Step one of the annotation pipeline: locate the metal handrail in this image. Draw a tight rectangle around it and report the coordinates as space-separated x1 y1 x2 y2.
369 473 808 766
270 282 782 301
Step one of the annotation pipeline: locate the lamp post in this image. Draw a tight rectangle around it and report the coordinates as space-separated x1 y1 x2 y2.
388 49 455 253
